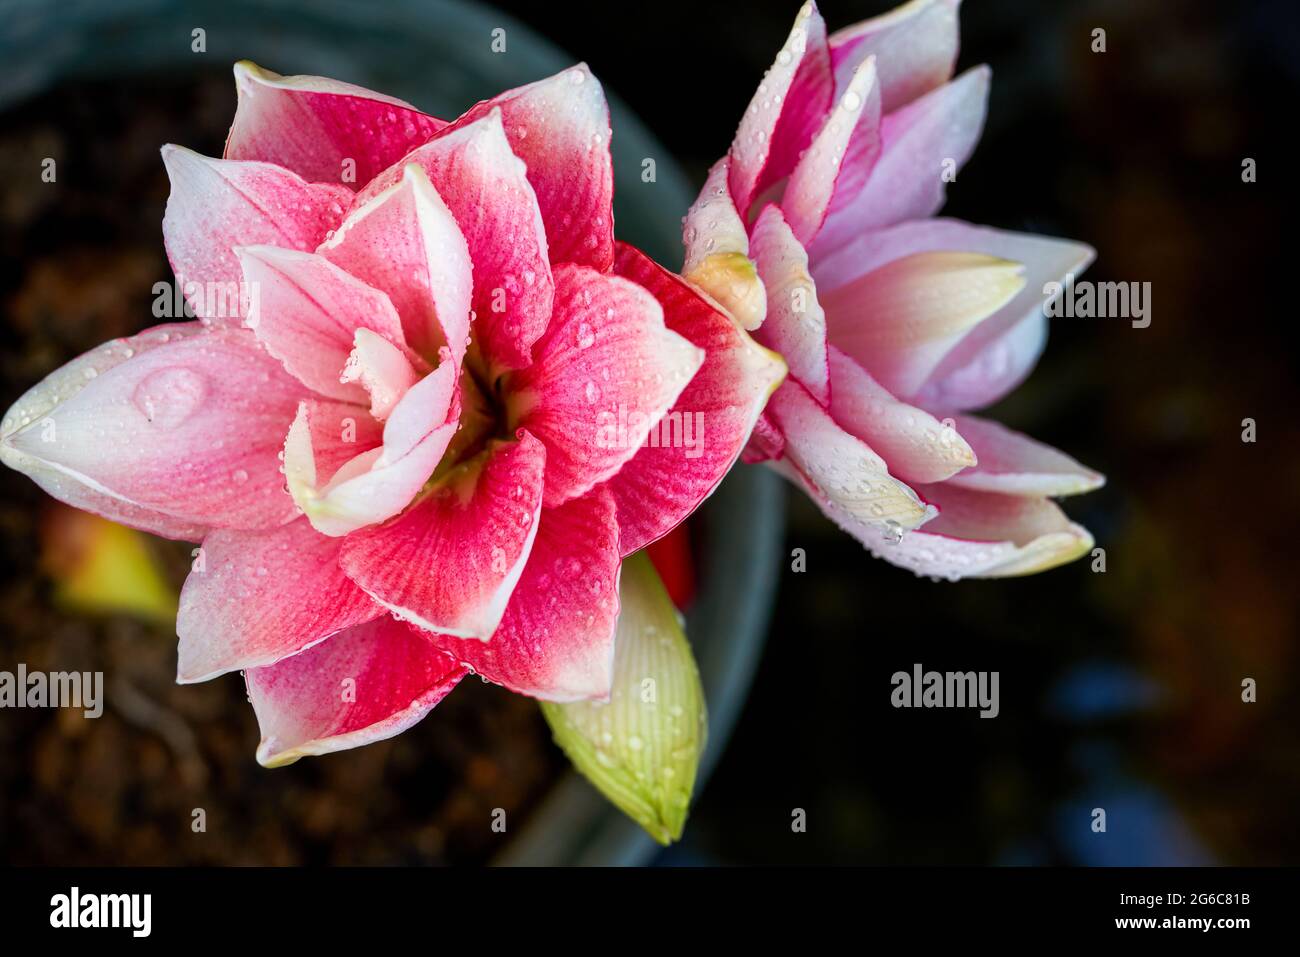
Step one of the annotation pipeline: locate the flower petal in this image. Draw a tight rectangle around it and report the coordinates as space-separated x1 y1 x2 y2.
540 551 706 846
430 488 621 701
827 346 975 484
161 146 351 321
814 219 1094 410
285 363 457 537
819 249 1025 397
782 56 882 245
681 158 766 331
247 615 466 767
741 409 786 464
749 204 830 404
319 164 472 363
919 309 1048 413
2 327 210 540
357 110 554 371
944 415 1105 496
224 61 445 188
867 482 1096 579
281 396 386 489
767 379 933 535
340 328 422 420
1 323 305 534
828 0 961 112
812 65 989 255
176 517 383 683
604 246 787 552
450 65 614 271
339 433 546 639
510 263 704 509
236 245 413 403
728 2 834 215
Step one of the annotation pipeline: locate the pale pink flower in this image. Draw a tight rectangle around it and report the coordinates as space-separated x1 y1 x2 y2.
686 0 1104 579
1 63 782 764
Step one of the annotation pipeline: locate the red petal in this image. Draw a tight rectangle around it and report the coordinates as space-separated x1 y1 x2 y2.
339 433 547 639
319 165 473 363
177 517 383 682
601 245 786 554
246 616 465 766
449 65 614 271
510 262 704 509
430 489 622 701
357 111 554 371
225 61 445 188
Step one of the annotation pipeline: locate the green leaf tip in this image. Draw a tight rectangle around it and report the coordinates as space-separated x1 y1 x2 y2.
541 550 707 846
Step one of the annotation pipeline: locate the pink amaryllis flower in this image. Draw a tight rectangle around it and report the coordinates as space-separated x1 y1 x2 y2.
685 0 1104 579
0 62 783 765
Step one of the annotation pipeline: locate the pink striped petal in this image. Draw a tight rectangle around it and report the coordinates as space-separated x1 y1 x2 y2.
2 326 210 539
285 363 458 537
602 245 786 553
819 249 1025 398
749 205 830 404
176 517 383 683
430 489 621 702
450 65 614 271
768 379 933 538
681 158 767 331
319 165 472 363
225 61 445 188
339 433 547 639
358 110 553 371
246 615 466 766
282 396 385 481
236 245 413 403
944 415 1104 496
161 146 351 321
1 323 305 533
812 66 989 255
782 56 882 245
510 263 704 509
728 2 834 215
867 482 1095 579
828 0 961 112
813 219 1094 410
827 346 975 485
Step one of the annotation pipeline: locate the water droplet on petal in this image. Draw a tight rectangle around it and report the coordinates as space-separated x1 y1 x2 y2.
132 367 207 430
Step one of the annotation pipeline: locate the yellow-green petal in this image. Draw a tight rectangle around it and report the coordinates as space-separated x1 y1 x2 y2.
541 551 707 845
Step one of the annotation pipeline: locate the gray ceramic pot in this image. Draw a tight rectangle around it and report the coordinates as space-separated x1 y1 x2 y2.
0 0 784 865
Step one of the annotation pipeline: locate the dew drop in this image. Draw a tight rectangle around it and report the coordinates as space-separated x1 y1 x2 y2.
132 367 207 430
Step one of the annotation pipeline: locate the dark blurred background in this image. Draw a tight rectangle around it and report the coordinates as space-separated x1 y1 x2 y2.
1 0 1296 865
